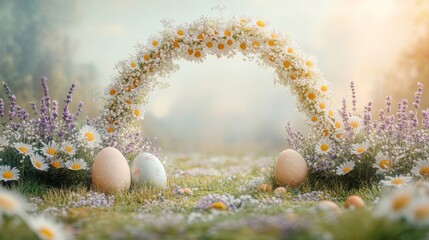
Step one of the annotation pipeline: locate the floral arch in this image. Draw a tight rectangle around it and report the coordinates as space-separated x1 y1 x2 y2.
98 16 336 149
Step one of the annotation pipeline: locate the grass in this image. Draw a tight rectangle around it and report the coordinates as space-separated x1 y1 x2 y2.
3 152 426 239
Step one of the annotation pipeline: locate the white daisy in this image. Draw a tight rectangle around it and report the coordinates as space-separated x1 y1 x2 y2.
175 25 186 38
50 159 64 169
28 215 67 240
213 40 228 55
315 138 331 155
373 153 393 172
348 116 363 132
30 154 49 171
79 125 101 148
61 141 76 156
0 188 28 216
316 100 328 112
252 18 269 28
380 175 412 188
374 190 414 220
104 85 119 98
129 58 139 69
65 159 88 171
406 198 429 226
336 161 355 175
333 114 344 130
131 104 145 120
412 159 429 178
147 34 161 49
0 136 9 151
351 142 370 155
0 165 20 182
13 142 33 156
41 141 59 158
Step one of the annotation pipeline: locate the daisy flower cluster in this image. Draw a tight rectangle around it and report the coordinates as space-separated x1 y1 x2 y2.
0 188 68 240
286 82 429 186
97 16 335 154
0 77 101 185
375 181 429 226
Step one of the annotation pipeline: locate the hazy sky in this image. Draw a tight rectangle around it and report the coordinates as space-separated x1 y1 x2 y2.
67 0 418 152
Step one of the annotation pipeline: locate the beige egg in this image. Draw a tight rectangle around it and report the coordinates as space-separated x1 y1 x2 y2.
344 195 365 209
91 147 131 193
274 149 308 188
317 200 340 212
181 188 193 195
258 183 273 192
274 187 287 194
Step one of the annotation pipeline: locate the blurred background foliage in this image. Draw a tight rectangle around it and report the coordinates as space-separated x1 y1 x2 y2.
0 0 100 116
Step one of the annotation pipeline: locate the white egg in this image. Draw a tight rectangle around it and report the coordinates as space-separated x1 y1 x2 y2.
91 147 131 193
131 153 167 188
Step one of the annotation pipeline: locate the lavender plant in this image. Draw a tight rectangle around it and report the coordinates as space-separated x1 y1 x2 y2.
0 77 99 186
284 82 429 189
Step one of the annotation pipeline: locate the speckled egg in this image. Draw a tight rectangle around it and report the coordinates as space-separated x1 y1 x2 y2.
91 147 131 193
131 153 167 188
274 149 308 188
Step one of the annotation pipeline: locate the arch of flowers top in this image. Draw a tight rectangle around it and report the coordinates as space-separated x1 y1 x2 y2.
98 16 336 147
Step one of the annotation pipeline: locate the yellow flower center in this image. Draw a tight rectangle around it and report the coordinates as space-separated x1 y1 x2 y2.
256 20 265 27
305 72 312 78
177 29 184 36
0 197 14 210
187 49 193 55
152 40 158 47
65 146 72 153
239 19 247 24
194 51 202 58
321 85 328 91
306 60 312 67
224 30 231 37
252 41 260 48
72 164 81 170
39 227 55 240
267 39 275 47
143 54 150 61
210 201 228 210
173 40 180 48
46 148 56 156
2 171 13 179
391 195 410 211
226 39 233 46
35 161 41 168
419 166 429 177
239 42 247 50
109 89 117 96
350 121 359 129
130 61 137 68
134 109 140 117
52 161 61 169
290 75 297 80
197 33 204 40
287 48 294 53
323 129 329 136
357 148 365 154
335 122 342 129
18 146 29 154
414 205 429 220
379 160 392 169
308 93 316 100
320 144 329 152
391 178 404 185
319 103 326 109
84 132 95 142
283 61 291 68
206 42 213 48
217 43 225 50
329 110 334 117
311 116 318 122
343 167 351 173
